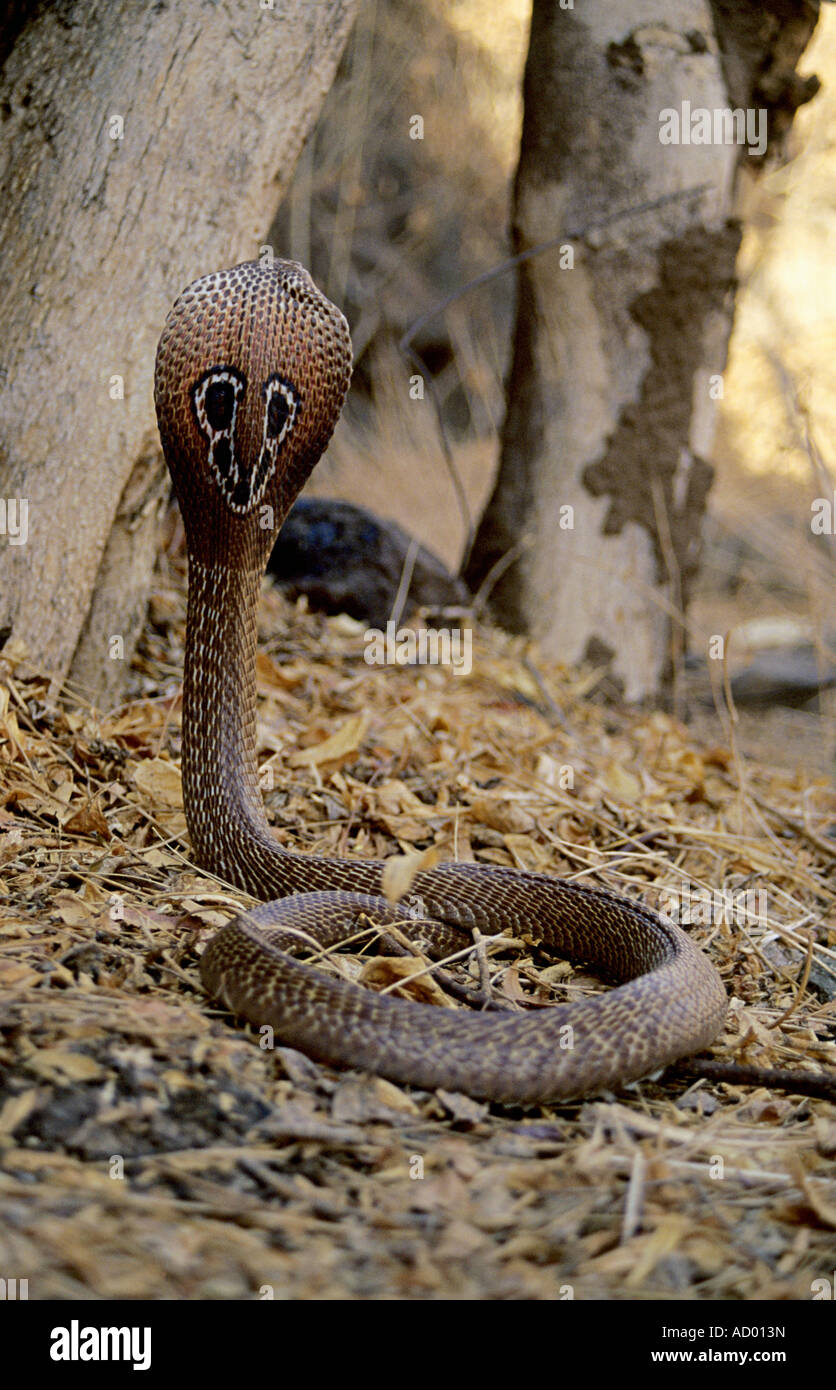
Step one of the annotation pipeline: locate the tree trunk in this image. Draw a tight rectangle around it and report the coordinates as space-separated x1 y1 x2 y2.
464 0 820 702
0 0 359 704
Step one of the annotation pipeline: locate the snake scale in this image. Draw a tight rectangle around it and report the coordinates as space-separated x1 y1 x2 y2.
154 259 728 1105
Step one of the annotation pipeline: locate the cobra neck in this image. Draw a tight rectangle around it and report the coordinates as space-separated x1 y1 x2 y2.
181 556 278 889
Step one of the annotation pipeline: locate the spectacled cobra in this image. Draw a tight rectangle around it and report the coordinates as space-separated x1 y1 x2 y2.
154 258 728 1105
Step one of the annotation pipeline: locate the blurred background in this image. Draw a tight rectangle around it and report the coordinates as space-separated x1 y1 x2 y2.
266 0 836 775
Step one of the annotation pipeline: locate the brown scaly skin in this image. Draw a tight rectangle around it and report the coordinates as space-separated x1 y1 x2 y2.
154 258 728 1105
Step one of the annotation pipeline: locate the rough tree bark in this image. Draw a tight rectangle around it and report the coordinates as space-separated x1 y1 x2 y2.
0 0 359 703
464 0 820 702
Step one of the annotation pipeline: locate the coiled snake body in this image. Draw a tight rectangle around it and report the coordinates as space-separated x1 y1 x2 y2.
154 259 727 1105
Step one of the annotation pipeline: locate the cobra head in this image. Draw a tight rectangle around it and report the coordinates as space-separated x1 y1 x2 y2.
154 259 353 568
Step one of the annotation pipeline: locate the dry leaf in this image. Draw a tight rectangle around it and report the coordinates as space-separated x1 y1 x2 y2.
359 955 450 1005
503 832 552 870
133 758 183 808
256 650 306 690
469 794 535 834
52 890 94 927
27 1048 105 1083
290 713 368 767
381 846 438 904
370 780 434 841
0 960 40 987
0 1089 41 1135
601 761 642 802
64 800 110 840
331 1074 419 1122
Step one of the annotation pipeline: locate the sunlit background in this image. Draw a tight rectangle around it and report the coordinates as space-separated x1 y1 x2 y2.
268 0 836 771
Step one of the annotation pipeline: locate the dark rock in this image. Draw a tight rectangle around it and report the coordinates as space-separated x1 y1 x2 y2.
267 497 469 627
730 646 836 708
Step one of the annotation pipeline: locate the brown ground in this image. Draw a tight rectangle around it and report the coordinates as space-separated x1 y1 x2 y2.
0 549 833 1299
